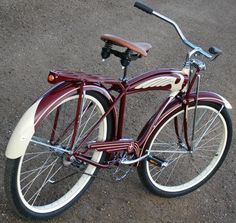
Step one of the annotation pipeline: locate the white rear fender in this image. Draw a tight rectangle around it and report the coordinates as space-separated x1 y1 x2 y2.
5 100 40 159
5 82 114 159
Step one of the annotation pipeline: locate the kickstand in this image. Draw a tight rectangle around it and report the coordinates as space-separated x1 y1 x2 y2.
112 165 132 181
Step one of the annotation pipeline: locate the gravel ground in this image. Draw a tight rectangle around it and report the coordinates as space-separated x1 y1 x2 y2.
0 0 236 222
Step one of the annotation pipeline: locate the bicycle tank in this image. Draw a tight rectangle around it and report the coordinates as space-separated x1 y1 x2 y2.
127 68 189 93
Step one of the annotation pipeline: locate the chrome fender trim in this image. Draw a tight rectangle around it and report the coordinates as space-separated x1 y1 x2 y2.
5 83 113 159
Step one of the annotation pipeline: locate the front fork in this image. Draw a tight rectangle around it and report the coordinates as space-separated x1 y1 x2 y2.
175 69 201 151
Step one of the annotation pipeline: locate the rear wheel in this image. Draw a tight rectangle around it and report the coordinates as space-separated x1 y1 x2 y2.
5 91 113 219
138 102 232 197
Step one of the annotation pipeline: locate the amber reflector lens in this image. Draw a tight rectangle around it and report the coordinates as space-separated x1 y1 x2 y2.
48 74 55 82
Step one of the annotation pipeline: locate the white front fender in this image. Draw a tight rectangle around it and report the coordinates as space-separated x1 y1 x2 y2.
215 93 232 109
5 100 40 159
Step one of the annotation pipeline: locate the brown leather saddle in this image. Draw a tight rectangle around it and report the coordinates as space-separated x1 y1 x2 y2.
101 34 152 57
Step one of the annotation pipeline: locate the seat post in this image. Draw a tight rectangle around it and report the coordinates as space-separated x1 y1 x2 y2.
120 49 133 81
101 41 141 81
122 65 128 81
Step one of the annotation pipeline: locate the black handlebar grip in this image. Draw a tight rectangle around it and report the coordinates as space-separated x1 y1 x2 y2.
134 1 153 14
208 47 222 60
208 47 222 55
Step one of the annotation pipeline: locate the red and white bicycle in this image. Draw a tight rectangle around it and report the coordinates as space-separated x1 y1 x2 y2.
5 1 232 220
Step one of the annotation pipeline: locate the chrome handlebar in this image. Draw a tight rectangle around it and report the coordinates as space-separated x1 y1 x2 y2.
134 1 221 61
151 10 213 60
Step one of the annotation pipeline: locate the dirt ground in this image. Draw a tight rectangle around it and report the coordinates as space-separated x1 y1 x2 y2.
0 0 236 222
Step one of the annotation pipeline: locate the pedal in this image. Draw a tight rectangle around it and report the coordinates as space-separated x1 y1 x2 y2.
147 155 168 168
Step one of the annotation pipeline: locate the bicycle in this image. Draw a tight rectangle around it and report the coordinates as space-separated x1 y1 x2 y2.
4 1 232 220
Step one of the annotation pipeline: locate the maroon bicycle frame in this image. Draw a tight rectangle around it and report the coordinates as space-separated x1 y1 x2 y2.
34 67 227 168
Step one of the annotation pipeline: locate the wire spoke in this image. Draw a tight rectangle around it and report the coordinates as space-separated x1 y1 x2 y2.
22 155 55 195
195 133 222 149
193 111 216 136
23 151 52 163
78 105 97 139
165 154 182 185
30 163 62 205
189 159 201 174
194 145 218 151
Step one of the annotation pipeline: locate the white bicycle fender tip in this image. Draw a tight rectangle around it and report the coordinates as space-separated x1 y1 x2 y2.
218 94 232 109
5 100 40 159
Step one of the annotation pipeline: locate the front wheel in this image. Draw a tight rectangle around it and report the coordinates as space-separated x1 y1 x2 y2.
138 101 232 197
4 91 113 220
